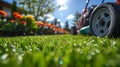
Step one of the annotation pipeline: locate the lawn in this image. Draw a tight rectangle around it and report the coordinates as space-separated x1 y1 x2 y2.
0 35 120 67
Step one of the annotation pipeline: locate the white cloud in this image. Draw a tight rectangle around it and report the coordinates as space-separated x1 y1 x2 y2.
45 14 55 22
57 19 61 22
38 16 44 21
57 0 68 11
60 22 65 28
57 0 68 6
66 14 75 20
59 6 68 11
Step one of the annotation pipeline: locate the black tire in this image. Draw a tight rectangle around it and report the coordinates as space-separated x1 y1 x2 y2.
90 3 120 37
71 25 77 35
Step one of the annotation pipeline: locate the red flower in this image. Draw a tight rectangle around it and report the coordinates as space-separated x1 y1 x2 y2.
36 22 44 26
51 25 56 28
13 12 20 16
45 23 51 27
15 14 23 19
21 21 27 25
0 10 7 17
13 12 23 19
10 20 15 23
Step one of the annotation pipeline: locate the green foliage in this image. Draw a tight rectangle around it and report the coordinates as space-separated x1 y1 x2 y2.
15 0 57 19
11 0 18 16
23 16 38 34
0 35 120 67
2 22 16 32
64 20 69 31
0 15 39 36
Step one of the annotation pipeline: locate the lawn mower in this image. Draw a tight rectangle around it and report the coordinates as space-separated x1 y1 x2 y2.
71 0 120 37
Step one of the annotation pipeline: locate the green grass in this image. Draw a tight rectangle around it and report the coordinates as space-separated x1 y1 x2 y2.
0 35 120 67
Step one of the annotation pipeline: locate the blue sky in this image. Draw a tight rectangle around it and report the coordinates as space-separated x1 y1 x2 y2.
54 0 115 27
4 0 115 27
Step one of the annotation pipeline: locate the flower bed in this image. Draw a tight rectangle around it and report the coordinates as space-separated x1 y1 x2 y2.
0 10 69 36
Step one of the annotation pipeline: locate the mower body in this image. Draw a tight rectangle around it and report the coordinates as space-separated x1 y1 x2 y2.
71 0 120 37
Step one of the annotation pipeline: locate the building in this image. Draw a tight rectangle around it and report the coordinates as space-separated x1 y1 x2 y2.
0 0 12 16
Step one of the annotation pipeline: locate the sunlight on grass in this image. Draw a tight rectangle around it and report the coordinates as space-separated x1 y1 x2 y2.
0 35 120 67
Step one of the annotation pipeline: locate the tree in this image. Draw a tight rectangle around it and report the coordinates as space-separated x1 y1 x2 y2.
64 20 70 31
52 18 57 25
15 0 56 19
11 0 18 16
57 21 61 28
73 11 81 25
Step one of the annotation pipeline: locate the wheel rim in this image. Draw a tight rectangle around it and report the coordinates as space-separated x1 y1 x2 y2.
92 8 111 36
